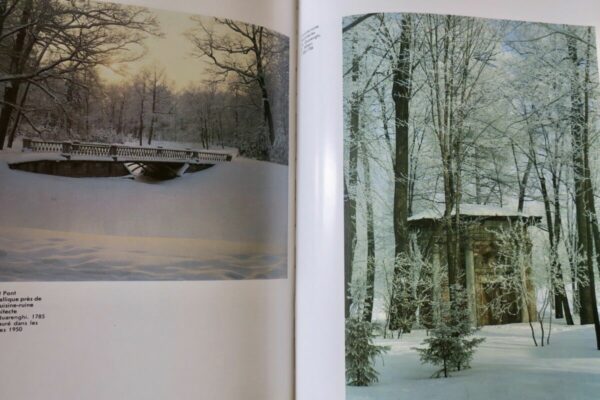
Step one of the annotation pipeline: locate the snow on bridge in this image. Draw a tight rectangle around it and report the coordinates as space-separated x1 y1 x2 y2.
14 138 237 179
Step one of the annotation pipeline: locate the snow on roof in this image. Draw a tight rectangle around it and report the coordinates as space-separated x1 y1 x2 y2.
408 204 541 222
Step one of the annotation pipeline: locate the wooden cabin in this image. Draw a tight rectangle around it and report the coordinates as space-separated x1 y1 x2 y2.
408 204 541 326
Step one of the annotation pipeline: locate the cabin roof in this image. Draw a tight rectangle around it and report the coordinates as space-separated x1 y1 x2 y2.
408 204 542 223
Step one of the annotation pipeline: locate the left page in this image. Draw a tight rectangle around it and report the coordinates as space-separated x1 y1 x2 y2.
0 1 295 399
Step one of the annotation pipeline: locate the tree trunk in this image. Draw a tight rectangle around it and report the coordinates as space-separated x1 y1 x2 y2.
83 71 90 138
0 2 7 40
344 43 360 318
344 179 356 318
475 152 482 204
581 25 600 280
536 163 571 322
389 15 412 331
0 85 21 149
258 79 274 147
7 81 31 148
0 0 33 149
517 157 532 213
117 97 125 135
567 34 597 327
148 115 156 145
148 71 158 145
581 28 600 347
218 113 225 148
254 28 275 151
362 143 376 323
137 81 146 146
551 170 574 324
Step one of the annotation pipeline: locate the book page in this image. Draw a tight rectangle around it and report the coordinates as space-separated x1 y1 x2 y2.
0 1 295 399
296 1 600 399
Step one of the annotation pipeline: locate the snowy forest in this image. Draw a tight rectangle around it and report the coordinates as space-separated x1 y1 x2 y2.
344 13 600 399
0 0 289 164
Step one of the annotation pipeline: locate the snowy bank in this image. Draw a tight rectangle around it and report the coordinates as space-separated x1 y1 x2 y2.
347 323 600 400
0 152 288 281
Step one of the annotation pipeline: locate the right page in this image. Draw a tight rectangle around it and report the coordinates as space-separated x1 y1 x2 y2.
296 1 600 399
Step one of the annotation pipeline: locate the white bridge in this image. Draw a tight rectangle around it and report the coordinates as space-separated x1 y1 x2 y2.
21 138 232 163
17 139 233 179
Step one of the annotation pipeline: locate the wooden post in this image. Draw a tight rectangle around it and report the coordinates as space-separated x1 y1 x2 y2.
465 238 477 325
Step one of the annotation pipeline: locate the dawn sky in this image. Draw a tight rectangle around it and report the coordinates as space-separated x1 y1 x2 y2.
99 7 215 91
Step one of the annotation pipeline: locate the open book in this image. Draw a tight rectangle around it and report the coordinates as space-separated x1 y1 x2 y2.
1 0 600 399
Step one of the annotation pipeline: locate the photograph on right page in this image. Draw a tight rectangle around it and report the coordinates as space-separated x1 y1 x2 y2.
343 13 600 399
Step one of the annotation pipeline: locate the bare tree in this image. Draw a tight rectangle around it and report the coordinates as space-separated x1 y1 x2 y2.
361 139 376 322
388 14 413 331
134 71 147 146
566 29 600 347
344 37 361 317
418 15 500 289
187 18 288 160
147 67 170 145
0 0 159 148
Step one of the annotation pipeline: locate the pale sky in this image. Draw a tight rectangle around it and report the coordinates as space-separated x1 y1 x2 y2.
98 7 216 91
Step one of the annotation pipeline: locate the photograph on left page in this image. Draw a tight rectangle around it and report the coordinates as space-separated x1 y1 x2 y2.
0 0 290 281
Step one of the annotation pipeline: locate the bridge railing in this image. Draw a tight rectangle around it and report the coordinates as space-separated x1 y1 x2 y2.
22 138 63 153
22 139 232 163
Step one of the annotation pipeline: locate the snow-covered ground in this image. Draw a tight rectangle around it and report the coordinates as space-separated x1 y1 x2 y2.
0 142 288 281
348 322 600 400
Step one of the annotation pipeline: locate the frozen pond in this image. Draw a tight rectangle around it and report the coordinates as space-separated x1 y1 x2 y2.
0 152 288 281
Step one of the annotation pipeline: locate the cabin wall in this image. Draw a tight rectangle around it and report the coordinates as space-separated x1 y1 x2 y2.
410 218 537 326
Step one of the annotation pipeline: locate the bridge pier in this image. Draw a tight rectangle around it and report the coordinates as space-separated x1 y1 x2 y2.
110 144 118 161
61 142 72 159
177 163 190 177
